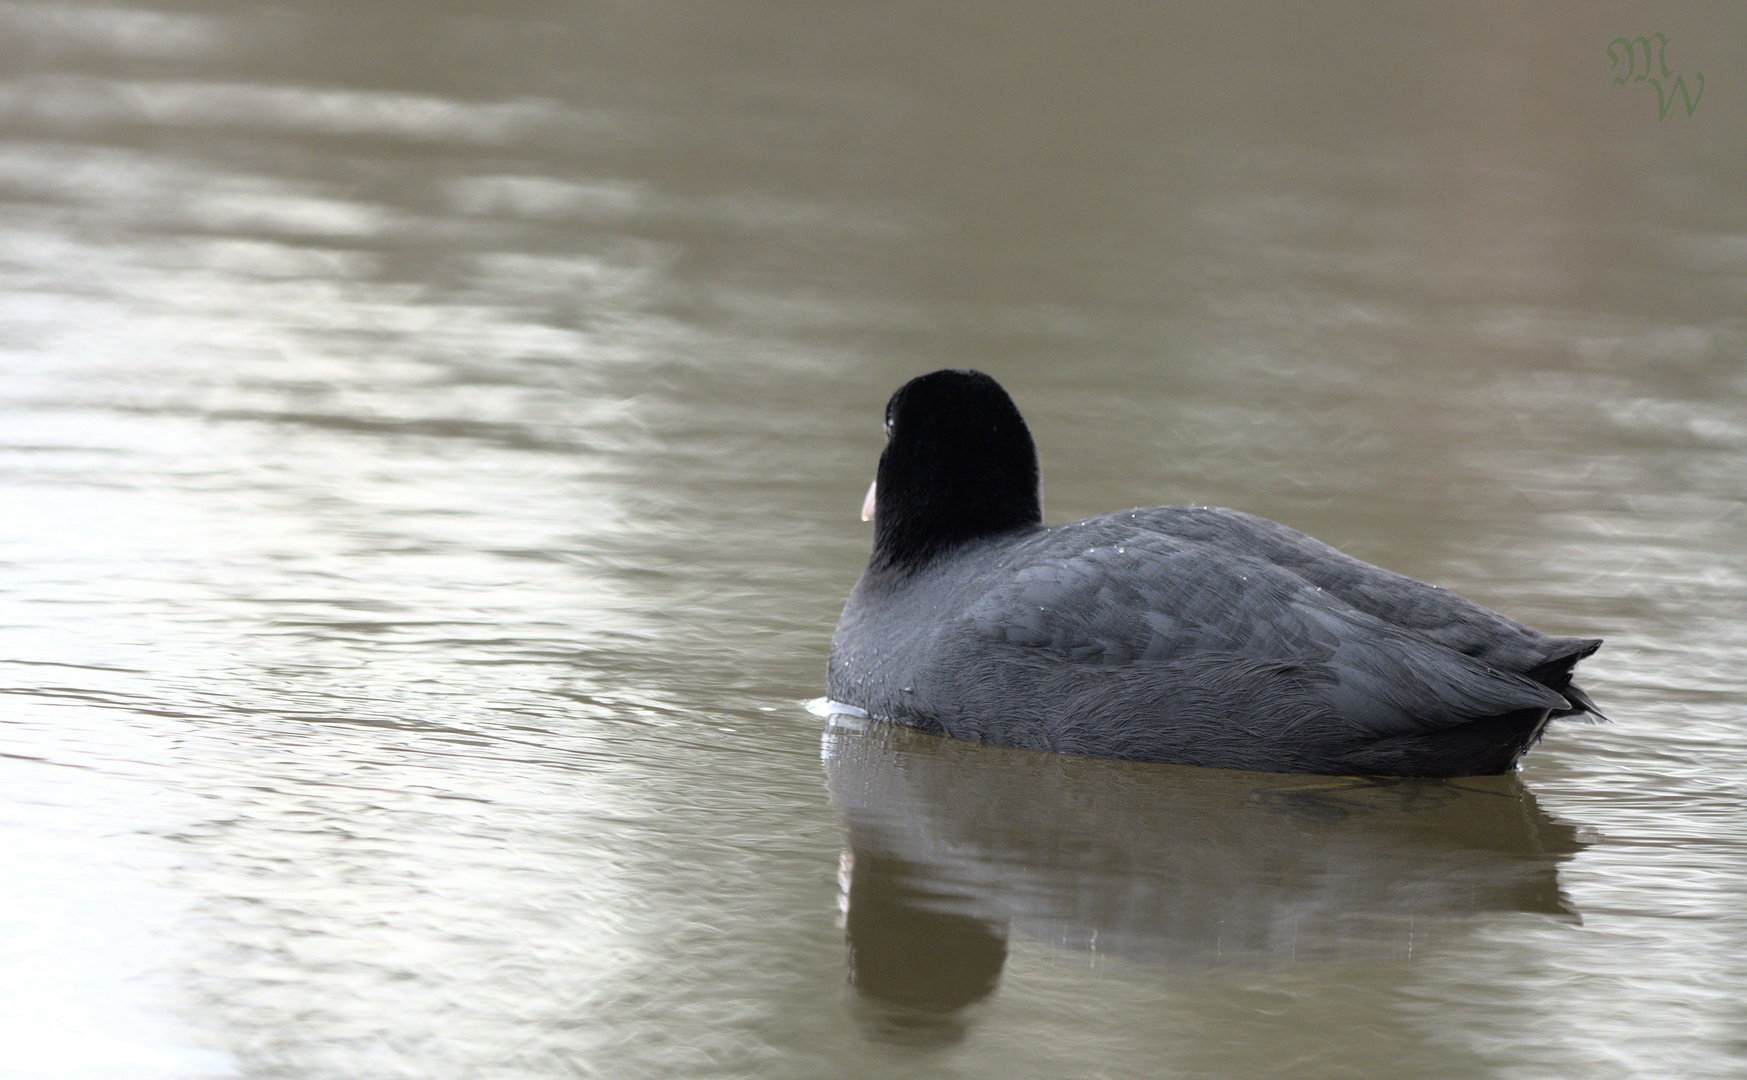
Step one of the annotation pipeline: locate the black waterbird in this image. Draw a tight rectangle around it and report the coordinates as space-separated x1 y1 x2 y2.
827 370 1604 777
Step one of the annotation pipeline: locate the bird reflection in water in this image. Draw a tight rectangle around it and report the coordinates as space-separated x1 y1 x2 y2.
820 711 1587 1046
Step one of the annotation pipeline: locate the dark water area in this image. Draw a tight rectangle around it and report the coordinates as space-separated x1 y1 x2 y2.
2 3 1744 1077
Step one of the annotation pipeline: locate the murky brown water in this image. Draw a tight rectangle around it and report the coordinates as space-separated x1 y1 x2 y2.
2 3 1744 1077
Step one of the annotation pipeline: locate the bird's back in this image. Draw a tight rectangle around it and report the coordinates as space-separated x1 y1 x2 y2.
829 504 1596 776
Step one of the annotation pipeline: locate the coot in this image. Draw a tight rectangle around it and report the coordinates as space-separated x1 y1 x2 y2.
827 370 1604 777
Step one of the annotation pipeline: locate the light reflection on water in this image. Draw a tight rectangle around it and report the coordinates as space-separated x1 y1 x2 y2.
2 2 1745 1078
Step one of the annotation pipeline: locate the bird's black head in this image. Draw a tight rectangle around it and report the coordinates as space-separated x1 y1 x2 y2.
867 369 1042 570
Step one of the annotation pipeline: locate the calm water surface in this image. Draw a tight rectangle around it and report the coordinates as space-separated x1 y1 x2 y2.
2 3 1744 1078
